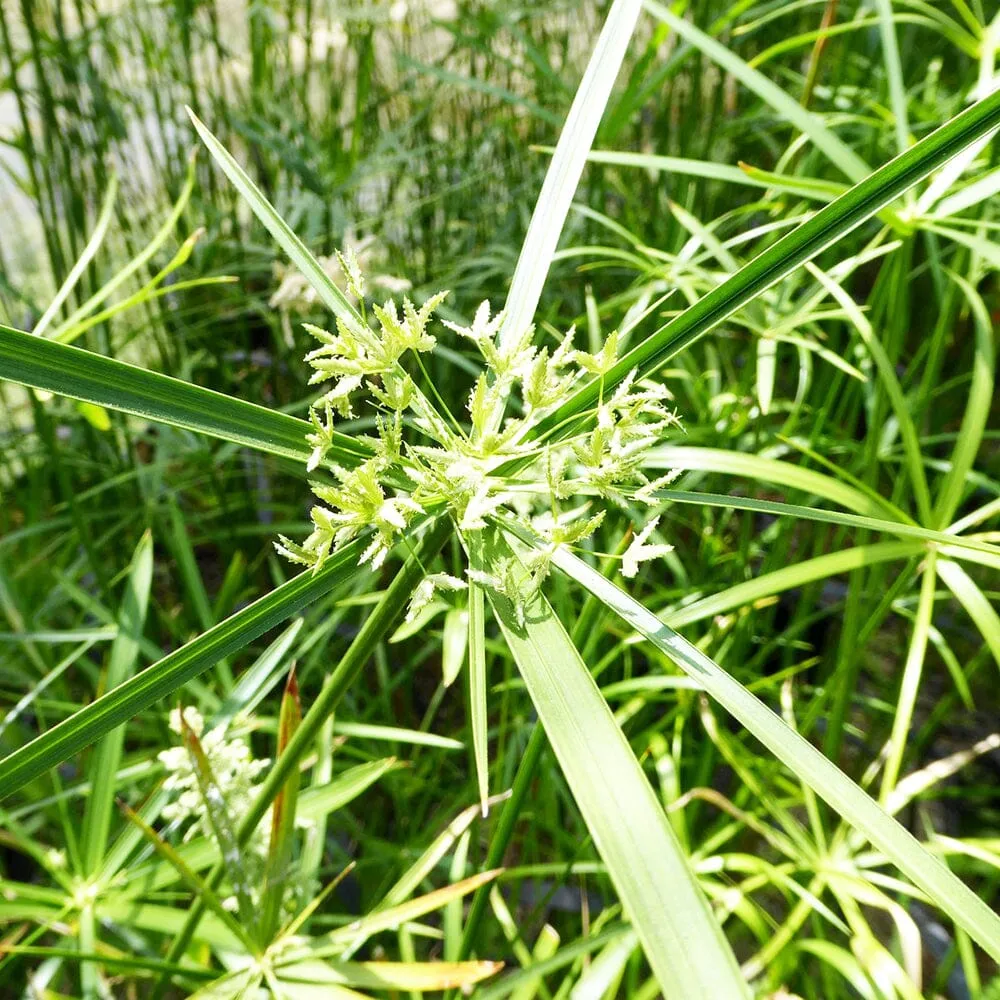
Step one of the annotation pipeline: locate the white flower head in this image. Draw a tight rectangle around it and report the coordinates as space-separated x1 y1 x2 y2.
621 517 674 578
441 300 504 345
459 485 509 531
336 247 366 300
168 706 204 737
405 572 468 623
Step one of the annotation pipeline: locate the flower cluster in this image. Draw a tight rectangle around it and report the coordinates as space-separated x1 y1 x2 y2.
276 255 681 611
159 708 281 912
159 707 269 835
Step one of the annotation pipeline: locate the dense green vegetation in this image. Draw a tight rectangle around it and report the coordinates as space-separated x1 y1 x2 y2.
1 1 999 997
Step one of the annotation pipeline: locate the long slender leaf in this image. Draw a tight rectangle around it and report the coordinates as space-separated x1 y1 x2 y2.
937 559 1000 669
572 148 846 200
497 0 642 352
933 274 995 528
481 529 749 998
645 445 907 520
0 323 368 466
660 541 922 630
54 151 199 336
646 1 871 181
80 532 154 875
313 871 502 953
542 538 1000 963
0 538 367 801
806 262 933 522
880 555 938 801
274 958 502 992
187 110 361 327
260 669 302 944
32 174 118 339
529 85 1000 441
874 0 911 157
467 535 491 815
649 489 1000 559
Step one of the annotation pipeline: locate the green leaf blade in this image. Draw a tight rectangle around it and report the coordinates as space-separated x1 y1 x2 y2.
497 0 643 352
546 542 1000 963
532 85 1000 440
482 530 748 999
0 324 368 467
80 531 154 876
0 538 366 802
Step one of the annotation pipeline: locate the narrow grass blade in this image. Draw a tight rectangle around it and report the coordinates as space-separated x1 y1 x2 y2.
569 148 845 200
932 274 994 528
937 559 1000 669
806 263 933 522
442 608 467 688
497 0 642 351
0 537 367 801
0 640 97 741
117 800 252 950
80 532 153 876
274 959 502 992
297 758 400 824
648 490 1000 560
645 445 902 519
646 1 871 181
874 0 911 157
0 946 214 983
32 174 118 339
660 541 922 631
880 556 938 802
260 669 302 944
0 323 368 467
215 619 303 729
168 499 232 689
53 152 198 336
54 236 235 347
531 86 1000 439
331 722 463 750
933 164 1000 218
475 930 629 1000
510 923 560 1000
544 541 1000 962
568 928 638 999
315 871 502 952
467 535 490 814
482 529 749 998
187 109 361 327
379 794 510 912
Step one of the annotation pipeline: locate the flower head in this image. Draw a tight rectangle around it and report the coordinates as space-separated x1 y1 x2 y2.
275 253 682 593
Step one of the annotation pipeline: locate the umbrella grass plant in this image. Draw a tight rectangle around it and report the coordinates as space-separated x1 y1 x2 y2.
1 1 1000 997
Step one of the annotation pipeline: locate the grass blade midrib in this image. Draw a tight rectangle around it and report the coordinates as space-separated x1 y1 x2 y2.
483 529 749 998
